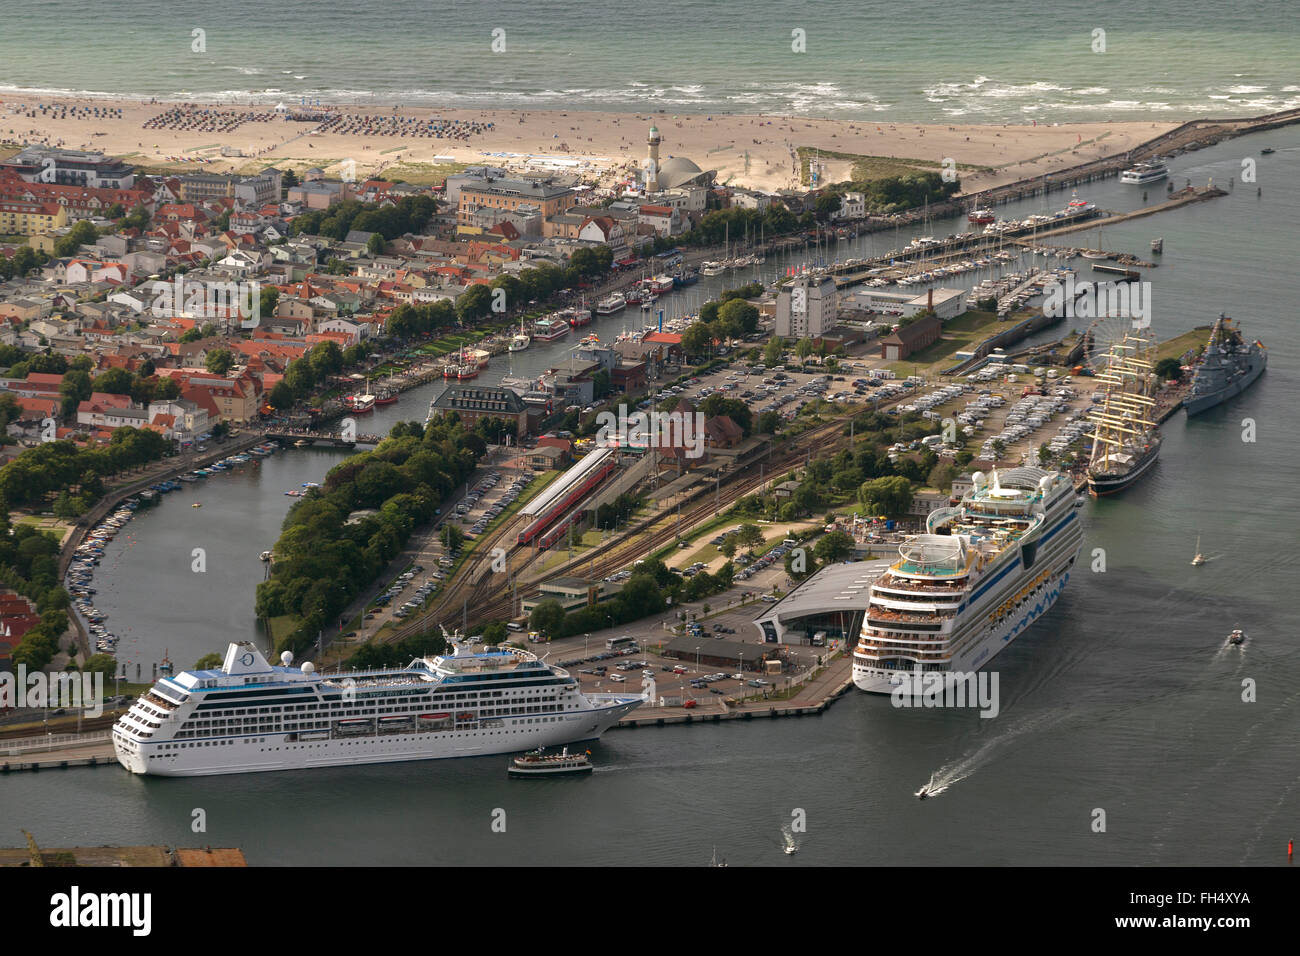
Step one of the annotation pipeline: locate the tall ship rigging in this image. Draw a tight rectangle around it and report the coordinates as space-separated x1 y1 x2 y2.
852 467 1082 693
112 641 644 777
1184 314 1267 416
1086 331 1161 496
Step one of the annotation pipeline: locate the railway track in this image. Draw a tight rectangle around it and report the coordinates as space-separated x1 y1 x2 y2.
394 411 860 633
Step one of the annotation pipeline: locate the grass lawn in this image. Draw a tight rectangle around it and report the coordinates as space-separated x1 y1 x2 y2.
885 309 1008 376
1157 326 1212 364
13 514 73 542
381 160 470 186
267 614 301 646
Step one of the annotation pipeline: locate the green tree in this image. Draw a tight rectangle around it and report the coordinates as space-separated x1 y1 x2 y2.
814 531 854 564
858 475 913 519
366 233 386 256
309 341 345 379
259 285 280 319
928 462 959 492
268 381 295 411
456 285 493 324
795 337 814 361
756 410 781 434
205 348 235 376
82 653 117 676
763 337 784 366
440 524 464 551
1154 357 1183 381
92 368 134 395
814 192 842 222
528 598 565 637
195 652 223 669
681 322 713 360
54 219 99 257
718 298 759 338
481 621 508 645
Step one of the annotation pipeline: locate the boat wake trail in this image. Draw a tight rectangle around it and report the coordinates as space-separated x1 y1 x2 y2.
918 710 1065 799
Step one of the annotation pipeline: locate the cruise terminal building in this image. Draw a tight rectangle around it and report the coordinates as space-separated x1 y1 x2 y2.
752 559 891 645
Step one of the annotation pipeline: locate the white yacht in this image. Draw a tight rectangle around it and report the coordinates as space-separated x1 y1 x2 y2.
852 467 1083 693
113 641 644 776
1119 159 1169 185
595 292 626 315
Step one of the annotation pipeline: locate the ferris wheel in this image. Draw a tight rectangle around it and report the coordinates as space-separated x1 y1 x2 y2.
1083 312 1153 373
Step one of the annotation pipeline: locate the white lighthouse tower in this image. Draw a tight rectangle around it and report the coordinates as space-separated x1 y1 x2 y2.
644 124 661 194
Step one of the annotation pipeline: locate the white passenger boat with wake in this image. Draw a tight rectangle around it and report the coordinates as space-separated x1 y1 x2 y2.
113 641 644 776
852 467 1083 693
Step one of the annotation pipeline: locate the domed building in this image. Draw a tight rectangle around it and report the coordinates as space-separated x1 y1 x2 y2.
657 156 714 190
641 124 715 193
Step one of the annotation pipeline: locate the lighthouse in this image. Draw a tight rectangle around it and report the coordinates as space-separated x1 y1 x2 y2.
645 124 661 194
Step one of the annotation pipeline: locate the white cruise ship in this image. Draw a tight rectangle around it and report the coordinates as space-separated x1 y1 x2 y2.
852 467 1083 693
113 641 644 776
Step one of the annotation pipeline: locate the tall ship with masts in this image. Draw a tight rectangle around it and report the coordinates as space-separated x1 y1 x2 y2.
1086 331 1161 496
1184 314 1267 416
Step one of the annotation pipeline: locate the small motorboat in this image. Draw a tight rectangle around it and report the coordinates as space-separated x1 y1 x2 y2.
1226 628 1246 646
917 789 928 801
191 502 202 508
1261 147 1275 155
1191 536 1205 566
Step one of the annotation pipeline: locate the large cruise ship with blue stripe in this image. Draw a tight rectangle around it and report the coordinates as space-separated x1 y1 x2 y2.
113 642 644 776
852 467 1083 693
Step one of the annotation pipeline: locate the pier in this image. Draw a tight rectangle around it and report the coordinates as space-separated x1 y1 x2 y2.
830 185 1223 291
260 428 382 448
0 730 116 774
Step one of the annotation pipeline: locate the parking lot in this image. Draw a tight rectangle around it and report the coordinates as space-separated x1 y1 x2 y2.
453 469 536 543
888 362 1095 465
562 641 787 706
647 357 884 424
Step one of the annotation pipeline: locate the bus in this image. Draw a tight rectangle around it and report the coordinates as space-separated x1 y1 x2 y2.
606 635 637 651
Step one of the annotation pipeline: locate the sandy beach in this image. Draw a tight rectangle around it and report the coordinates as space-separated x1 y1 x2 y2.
0 93 1179 193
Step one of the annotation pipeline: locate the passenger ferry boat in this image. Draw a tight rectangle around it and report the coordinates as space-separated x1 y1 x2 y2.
507 746 593 777
1119 159 1169 185
112 641 644 776
532 317 570 341
852 467 1083 693
1087 331 1161 496
595 292 626 315
342 392 375 413
699 261 725 277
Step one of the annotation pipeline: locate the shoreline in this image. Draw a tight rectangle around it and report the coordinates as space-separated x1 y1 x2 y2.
2 90 1181 192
